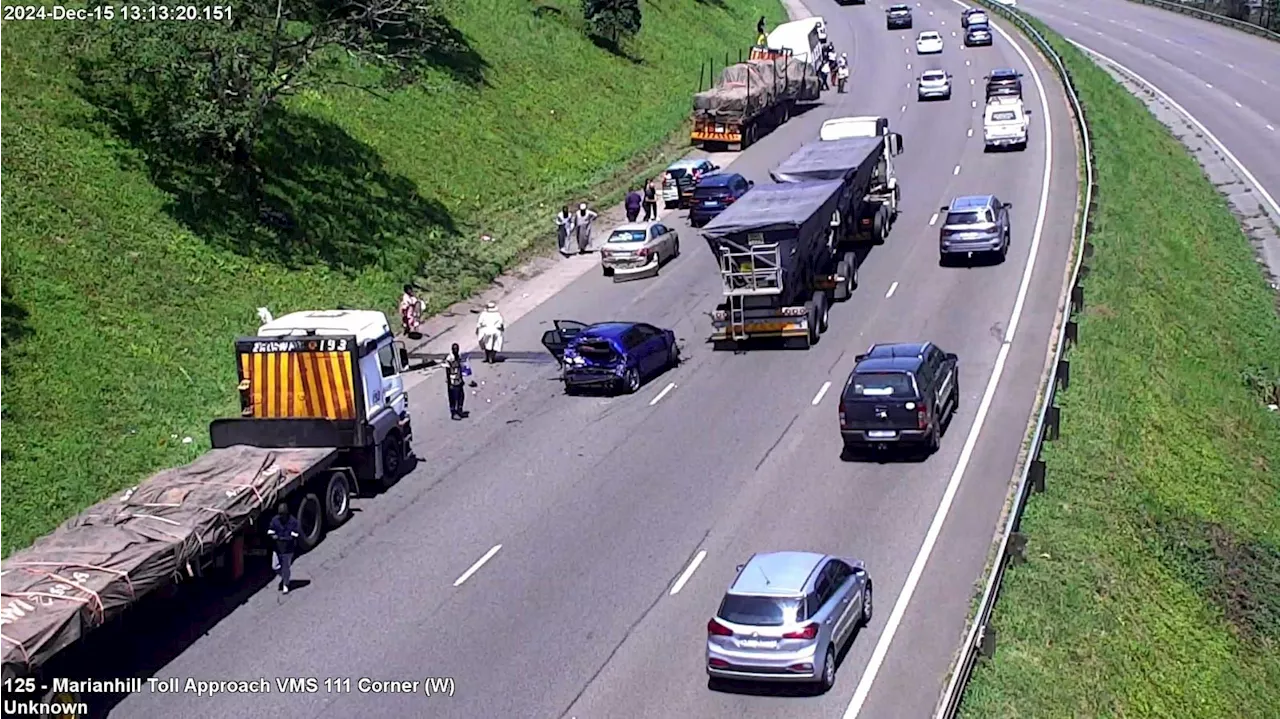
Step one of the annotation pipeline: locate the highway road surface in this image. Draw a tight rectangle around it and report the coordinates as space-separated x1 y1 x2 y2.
111 1 1079 718
1018 0 1280 273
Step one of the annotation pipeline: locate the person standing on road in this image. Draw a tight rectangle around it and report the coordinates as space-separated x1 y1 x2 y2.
642 180 658 221
573 202 598 253
267 503 301 594
555 205 575 256
444 343 470 420
475 301 505 364
624 187 642 223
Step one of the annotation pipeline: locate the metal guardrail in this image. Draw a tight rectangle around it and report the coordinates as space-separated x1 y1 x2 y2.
932 2 1097 717
1126 0 1280 41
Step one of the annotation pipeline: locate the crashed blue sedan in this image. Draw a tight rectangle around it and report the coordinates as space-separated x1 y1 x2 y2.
540 320 680 394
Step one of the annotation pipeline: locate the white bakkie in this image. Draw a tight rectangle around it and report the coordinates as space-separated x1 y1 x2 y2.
983 96 1029 151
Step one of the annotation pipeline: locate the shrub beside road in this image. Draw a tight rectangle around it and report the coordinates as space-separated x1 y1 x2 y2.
0 0 786 555
958 20 1280 719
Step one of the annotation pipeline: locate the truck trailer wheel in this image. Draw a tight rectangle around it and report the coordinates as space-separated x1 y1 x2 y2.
843 251 860 290
802 300 819 347
294 492 325 552
323 471 353 527
813 291 830 334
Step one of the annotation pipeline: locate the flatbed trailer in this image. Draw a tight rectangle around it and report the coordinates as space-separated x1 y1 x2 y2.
0 310 416 716
691 47 819 150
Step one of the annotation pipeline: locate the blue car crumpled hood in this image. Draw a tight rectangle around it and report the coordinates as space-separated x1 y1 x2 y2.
563 335 628 376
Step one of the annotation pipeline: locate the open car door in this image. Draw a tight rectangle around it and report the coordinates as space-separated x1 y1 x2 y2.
540 320 590 362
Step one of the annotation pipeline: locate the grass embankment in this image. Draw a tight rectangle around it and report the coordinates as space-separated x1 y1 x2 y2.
0 0 786 555
957 17 1280 719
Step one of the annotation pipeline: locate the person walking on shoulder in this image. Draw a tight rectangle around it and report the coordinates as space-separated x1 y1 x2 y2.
573 202 598 254
624 187 642 223
475 301 505 364
642 180 658 221
444 343 470 420
555 205 575 257
399 284 426 336
267 503 302 594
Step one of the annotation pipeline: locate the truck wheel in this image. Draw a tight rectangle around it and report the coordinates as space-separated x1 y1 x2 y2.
813 291 830 334
323 471 352 528
872 210 886 245
379 433 404 489
843 252 860 291
803 300 819 347
834 260 851 301
294 492 325 552
780 102 791 123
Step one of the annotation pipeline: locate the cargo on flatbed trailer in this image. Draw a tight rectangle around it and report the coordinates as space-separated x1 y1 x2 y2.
691 46 820 150
0 308 416 715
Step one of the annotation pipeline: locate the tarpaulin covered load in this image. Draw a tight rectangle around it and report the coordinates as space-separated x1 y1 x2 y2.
784 57 821 102
770 137 883 184
703 180 845 239
0 446 335 678
693 63 777 118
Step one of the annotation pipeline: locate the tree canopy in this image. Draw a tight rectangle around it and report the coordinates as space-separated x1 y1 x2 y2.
582 0 642 44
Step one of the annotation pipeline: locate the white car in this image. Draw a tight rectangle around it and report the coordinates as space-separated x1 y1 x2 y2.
916 31 944 54
983 97 1029 151
917 70 952 101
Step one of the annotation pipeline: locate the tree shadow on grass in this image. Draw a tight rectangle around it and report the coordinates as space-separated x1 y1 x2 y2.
692 0 729 8
588 34 645 65
1 280 33 360
413 11 491 87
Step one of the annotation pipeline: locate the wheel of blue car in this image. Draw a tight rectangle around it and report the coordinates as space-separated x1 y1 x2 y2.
862 580 874 625
667 341 680 368
623 367 641 394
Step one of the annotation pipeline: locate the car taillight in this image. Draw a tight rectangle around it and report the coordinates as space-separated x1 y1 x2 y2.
839 400 847 428
723 195 737 204
636 246 651 256
783 623 819 640
708 619 733 636
917 403 930 429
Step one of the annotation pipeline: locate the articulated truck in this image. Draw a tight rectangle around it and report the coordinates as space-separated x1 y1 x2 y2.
702 132 902 350
691 45 820 150
1 309 415 716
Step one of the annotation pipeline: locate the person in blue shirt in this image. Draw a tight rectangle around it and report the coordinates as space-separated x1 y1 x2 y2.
267 503 302 593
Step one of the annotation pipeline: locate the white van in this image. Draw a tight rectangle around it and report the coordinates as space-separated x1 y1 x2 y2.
983 97 1029 151
766 17 826 65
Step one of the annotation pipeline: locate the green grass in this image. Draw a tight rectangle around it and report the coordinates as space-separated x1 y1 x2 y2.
957 16 1280 719
0 0 786 555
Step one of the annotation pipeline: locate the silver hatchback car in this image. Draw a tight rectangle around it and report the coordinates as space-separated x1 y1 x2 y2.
917 70 952 101
938 194 1012 264
706 551 873 691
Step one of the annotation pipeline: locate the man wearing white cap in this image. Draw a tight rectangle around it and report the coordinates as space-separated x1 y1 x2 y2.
573 202 598 254
476 300 505 363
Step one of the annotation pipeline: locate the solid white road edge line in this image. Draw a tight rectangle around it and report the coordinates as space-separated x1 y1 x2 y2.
649 382 677 406
1068 40 1280 220
885 281 899 299
453 544 502 587
670 550 707 595
841 2 1055 715
953 165 961 175
812 381 833 406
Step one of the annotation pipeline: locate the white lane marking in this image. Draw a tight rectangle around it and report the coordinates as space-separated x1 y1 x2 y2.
965 59 971 66
1226 63 1235 69
929 10 934 14
1069 42 1280 221
952 164 961 175
885 281 899 299
812 381 833 406
967 128 973 137
1268 125 1276 132
1206 83 1213 89
970 78 975 86
907 63 912 70
649 382 677 406
1234 101 1242 108
906 47 910 54
842 1 1056 714
453 544 502 587
928 212 939 226
669 550 707 595
1195 49 1203 55
970 100 977 108
952 31 957 37
901 104 908 113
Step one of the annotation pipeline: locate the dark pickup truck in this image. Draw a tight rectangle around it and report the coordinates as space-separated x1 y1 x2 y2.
838 342 959 455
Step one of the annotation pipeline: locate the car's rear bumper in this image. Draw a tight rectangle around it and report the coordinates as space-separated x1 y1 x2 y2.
707 643 821 682
918 87 950 98
689 208 725 225
984 134 1026 147
940 236 1003 254
563 369 622 387
965 37 993 45
888 20 912 28
602 255 657 273
842 428 930 445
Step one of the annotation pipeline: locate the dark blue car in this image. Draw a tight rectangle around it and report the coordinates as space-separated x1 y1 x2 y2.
540 320 680 394
688 173 754 228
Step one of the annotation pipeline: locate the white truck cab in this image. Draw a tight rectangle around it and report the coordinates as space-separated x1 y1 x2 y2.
820 116 903 206
982 97 1029 151
256 310 410 423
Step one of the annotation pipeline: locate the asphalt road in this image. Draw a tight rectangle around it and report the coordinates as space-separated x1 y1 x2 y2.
1017 0 1280 270
111 2 1078 718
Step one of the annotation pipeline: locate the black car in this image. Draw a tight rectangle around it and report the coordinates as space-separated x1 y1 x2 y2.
985 68 1023 100
688 173 754 228
964 23 993 47
837 0 867 5
838 342 959 455
886 4 913 29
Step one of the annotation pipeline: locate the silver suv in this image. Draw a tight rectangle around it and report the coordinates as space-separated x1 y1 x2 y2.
938 195 1011 264
706 551 873 691
917 70 952 101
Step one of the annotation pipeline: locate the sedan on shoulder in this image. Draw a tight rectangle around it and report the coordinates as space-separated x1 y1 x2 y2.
662 158 719 209
964 22 993 47
600 222 680 280
707 551 873 691
540 320 679 395
915 31 944 54
838 342 959 457
916 70 952 101
689 173 754 228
